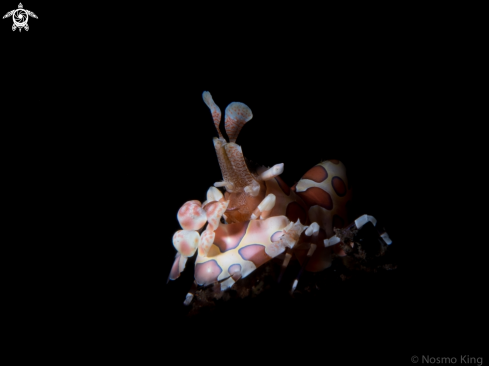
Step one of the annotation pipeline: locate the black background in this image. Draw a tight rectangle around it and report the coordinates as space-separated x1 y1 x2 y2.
1 2 485 363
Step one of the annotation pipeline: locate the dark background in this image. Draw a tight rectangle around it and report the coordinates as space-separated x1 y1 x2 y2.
1 2 485 363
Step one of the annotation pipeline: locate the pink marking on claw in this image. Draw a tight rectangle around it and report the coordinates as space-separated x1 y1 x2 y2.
199 228 216 257
177 200 207 230
173 230 200 257
169 254 181 280
203 200 229 231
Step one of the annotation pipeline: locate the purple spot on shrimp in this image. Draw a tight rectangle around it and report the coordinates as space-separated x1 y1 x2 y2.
270 231 283 242
296 187 333 210
194 260 222 286
332 176 346 197
213 221 249 252
228 264 242 275
239 244 272 268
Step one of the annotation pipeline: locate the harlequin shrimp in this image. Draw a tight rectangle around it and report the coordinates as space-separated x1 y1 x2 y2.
168 91 393 306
